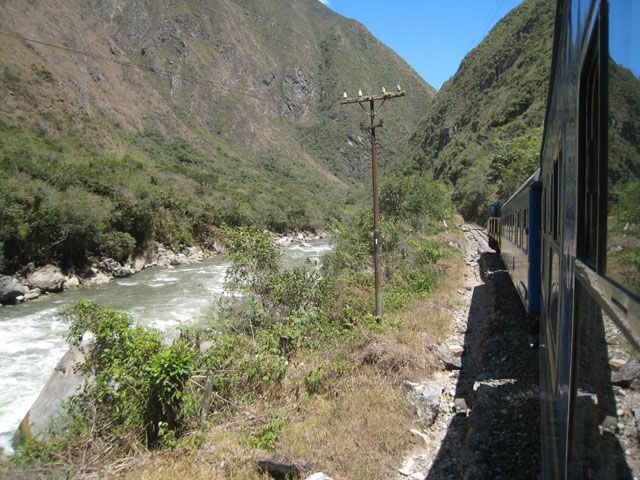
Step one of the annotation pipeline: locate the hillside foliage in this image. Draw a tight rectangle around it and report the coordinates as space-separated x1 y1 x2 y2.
403 0 555 220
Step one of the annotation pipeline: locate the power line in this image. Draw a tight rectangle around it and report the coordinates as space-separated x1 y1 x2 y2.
470 0 506 51
0 29 272 102
0 0 363 106
341 89 406 317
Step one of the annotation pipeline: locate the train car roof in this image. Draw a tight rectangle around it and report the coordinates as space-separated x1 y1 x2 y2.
503 168 541 207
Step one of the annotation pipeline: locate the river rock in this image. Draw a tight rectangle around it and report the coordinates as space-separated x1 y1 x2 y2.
275 236 293 247
13 344 86 448
403 379 444 427
24 287 42 301
63 276 80 289
132 255 147 273
27 265 65 292
85 268 112 285
183 246 202 259
171 253 189 266
0 275 25 303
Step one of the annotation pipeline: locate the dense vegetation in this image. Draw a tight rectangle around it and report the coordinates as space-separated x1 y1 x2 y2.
403 0 555 220
0 117 345 272
1 175 458 479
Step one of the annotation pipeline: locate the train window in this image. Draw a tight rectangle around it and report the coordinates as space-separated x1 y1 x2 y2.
571 4 640 476
548 248 560 382
605 1 640 297
511 214 515 241
577 24 603 270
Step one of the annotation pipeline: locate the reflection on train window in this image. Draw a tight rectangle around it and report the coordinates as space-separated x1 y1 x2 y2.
569 284 628 477
552 156 560 243
571 4 640 476
606 0 640 297
578 30 602 270
523 209 528 253
549 248 560 380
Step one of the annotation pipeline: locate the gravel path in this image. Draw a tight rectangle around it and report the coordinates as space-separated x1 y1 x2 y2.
394 224 541 480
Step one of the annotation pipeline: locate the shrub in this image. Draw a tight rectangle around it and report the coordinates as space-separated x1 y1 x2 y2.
62 300 192 446
97 231 136 261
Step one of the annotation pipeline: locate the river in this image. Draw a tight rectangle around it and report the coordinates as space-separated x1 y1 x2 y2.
0 238 331 452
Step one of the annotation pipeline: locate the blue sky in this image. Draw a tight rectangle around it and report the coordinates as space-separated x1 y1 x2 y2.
319 0 525 90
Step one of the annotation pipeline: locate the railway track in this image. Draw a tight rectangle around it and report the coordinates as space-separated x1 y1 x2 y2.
464 222 490 251
423 224 541 479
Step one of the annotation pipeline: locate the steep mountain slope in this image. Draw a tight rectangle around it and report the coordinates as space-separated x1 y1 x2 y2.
404 0 555 220
0 0 434 271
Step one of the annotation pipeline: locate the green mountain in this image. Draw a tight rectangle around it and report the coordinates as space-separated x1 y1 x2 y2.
0 0 434 271
404 0 555 220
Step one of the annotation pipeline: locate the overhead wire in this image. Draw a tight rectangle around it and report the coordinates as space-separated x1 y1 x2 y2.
0 0 381 106
0 29 274 102
470 0 506 51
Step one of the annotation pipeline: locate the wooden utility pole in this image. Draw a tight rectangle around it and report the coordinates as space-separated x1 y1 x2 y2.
341 88 405 317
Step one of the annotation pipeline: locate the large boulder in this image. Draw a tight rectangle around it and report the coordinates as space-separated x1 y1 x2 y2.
0 276 25 303
85 268 112 286
12 345 86 448
27 265 65 292
403 379 444 427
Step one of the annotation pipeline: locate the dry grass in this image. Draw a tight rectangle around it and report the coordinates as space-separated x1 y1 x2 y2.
124 429 271 480
276 374 415 480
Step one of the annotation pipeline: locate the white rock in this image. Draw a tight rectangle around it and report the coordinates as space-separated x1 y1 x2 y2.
399 457 415 476
86 271 111 285
63 276 80 289
306 474 334 480
27 265 65 292
133 256 147 272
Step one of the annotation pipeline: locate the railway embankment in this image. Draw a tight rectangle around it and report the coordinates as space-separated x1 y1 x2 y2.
396 222 640 479
394 223 540 479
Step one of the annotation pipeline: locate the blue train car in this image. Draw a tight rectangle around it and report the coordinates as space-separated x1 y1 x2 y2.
500 170 542 314
538 1 640 477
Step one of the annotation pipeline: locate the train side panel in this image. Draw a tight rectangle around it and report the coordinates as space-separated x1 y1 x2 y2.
500 171 541 314
539 0 640 478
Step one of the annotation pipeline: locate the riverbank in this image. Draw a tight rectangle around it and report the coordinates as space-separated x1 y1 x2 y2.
0 231 328 305
0 236 333 456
